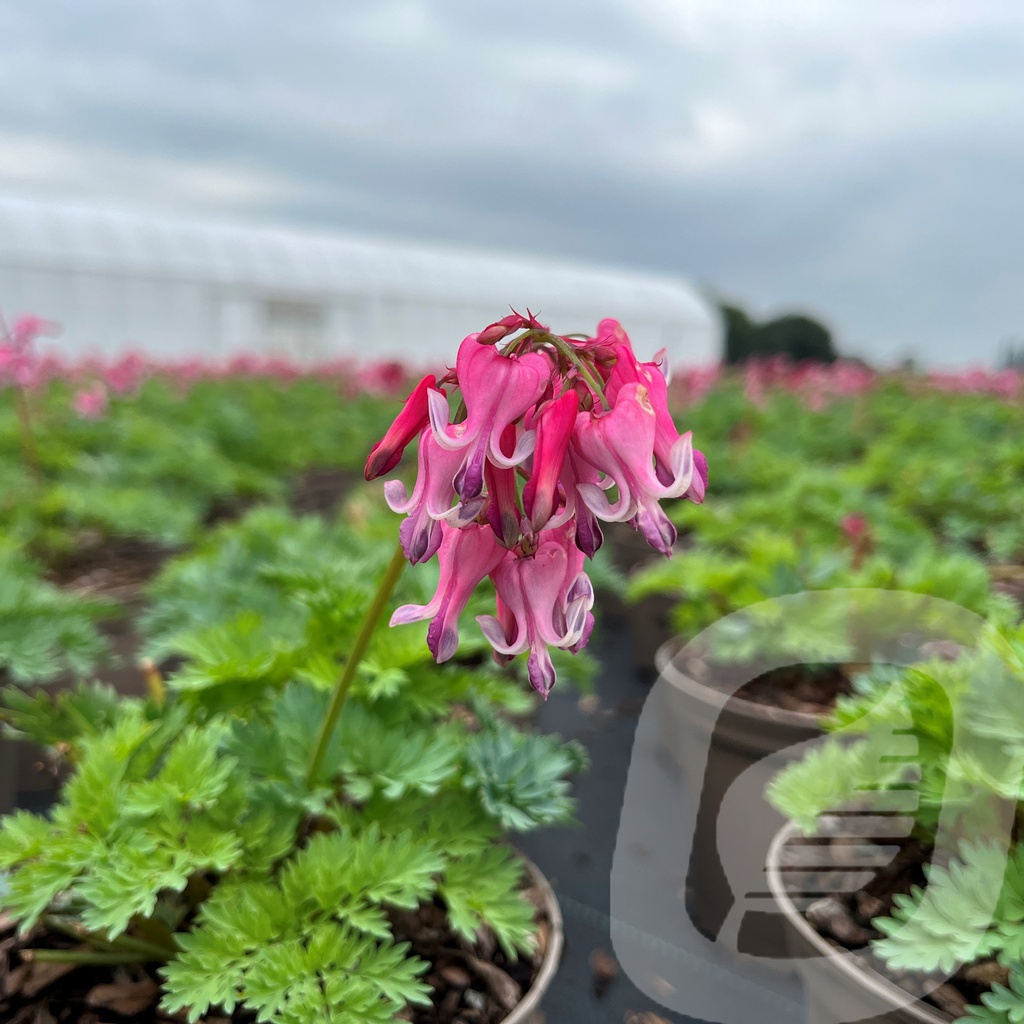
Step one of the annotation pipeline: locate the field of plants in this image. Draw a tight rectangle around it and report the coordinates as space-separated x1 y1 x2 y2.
1 309 1023 1024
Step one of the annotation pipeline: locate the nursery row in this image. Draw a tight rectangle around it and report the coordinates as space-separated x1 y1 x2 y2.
1 307 1023 1023
621 369 1024 1022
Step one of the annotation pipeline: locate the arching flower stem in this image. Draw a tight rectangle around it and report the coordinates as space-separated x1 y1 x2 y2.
305 543 407 787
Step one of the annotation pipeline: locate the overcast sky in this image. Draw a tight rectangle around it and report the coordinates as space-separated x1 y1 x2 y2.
1 1 1022 366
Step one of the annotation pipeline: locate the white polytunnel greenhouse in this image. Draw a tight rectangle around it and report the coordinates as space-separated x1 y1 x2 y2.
0 194 721 367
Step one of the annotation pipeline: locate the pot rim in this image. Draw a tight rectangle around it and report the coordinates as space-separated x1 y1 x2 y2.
765 822 948 1024
0 849 563 1024
500 853 564 1024
655 635 824 729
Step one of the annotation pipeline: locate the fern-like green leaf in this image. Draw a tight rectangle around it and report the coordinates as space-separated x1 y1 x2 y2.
959 959 1024 1023
873 840 1008 974
440 846 536 958
462 715 586 832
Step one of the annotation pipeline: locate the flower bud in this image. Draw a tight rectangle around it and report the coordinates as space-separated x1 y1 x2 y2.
364 374 439 481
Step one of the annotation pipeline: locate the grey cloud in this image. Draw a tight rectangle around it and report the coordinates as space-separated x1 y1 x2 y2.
0 0 1022 364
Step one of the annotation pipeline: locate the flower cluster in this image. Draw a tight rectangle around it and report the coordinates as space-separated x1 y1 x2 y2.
366 314 708 695
928 367 1022 400
0 314 57 389
741 355 877 409
3 310 418 399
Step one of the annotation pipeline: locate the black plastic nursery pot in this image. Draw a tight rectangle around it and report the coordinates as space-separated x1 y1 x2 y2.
766 824 948 1024
655 636 825 958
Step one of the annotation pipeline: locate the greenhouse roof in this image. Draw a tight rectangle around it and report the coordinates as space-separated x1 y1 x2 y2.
0 195 711 323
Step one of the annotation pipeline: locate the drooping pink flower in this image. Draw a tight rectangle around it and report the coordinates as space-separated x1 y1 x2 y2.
522 390 578 533
691 449 709 503
841 513 868 543
377 313 709 696
383 427 484 565
557 444 605 557
673 365 722 406
476 526 595 695
598 319 706 500
556 525 596 656
390 522 507 663
841 512 873 569
0 313 57 390
9 314 58 350
0 346 19 377
427 335 551 499
103 353 148 394
356 360 408 396
365 374 440 481
573 382 694 556
73 383 109 419
485 424 523 550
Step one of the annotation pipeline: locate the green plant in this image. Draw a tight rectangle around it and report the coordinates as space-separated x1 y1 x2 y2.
0 511 584 1023
626 526 1013 664
769 624 1024 1022
0 544 112 684
0 372 399 561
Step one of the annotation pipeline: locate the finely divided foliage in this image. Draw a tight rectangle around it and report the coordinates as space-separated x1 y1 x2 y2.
770 626 1024 1023
6 308 1021 1020
0 503 586 1023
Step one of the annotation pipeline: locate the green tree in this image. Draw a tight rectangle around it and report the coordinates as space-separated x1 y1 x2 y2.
719 301 838 364
722 304 758 364
757 314 837 363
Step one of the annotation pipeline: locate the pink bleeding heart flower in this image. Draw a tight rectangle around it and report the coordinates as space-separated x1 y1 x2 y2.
556 445 605 557
557 524 596 655
0 346 20 383
522 390 578 533
690 449 709 504
1 314 57 390
599 319 706 500
104 352 148 394
378 313 709 696
9 314 57 350
841 512 872 569
841 513 868 543
390 522 506 663
476 525 595 696
356 360 407 396
485 424 523 550
586 316 631 364
365 374 440 481
428 335 551 500
384 427 484 565
573 382 694 556
488 592 518 668
73 383 108 419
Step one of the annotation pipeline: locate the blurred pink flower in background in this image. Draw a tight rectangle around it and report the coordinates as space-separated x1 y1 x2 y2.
103 353 148 394
0 313 59 390
928 367 1022 399
72 382 109 419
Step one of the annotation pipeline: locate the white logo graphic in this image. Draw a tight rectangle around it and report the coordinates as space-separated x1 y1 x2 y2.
611 590 1017 1023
